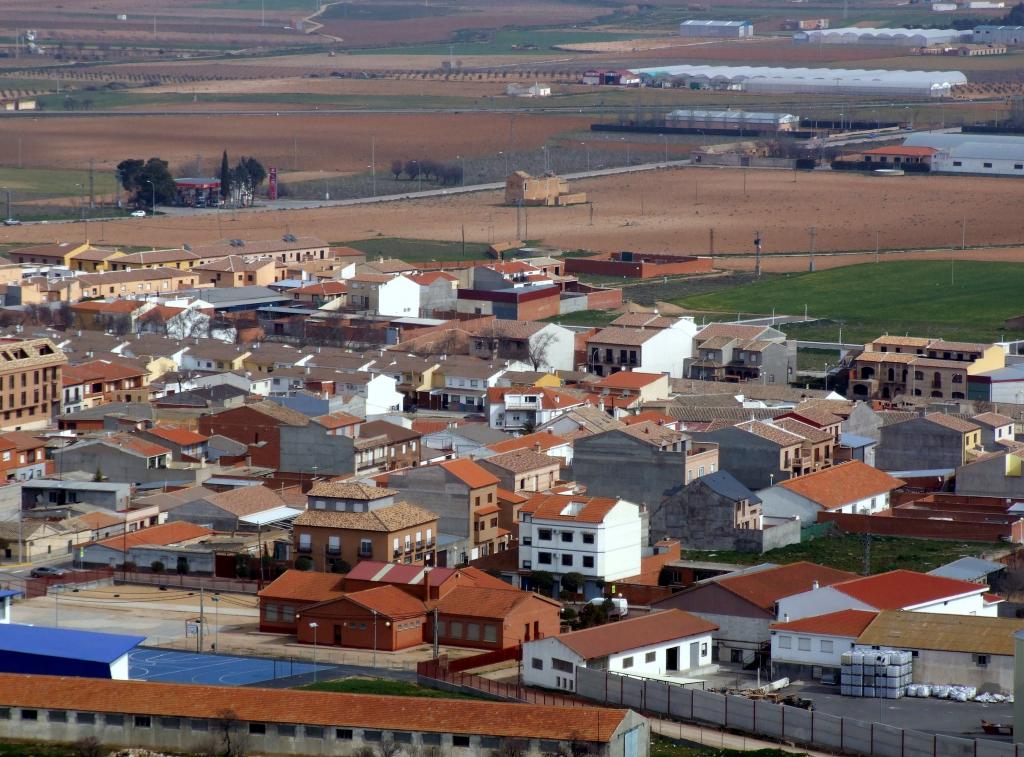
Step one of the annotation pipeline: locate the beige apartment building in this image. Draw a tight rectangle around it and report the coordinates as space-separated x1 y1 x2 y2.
0 339 66 431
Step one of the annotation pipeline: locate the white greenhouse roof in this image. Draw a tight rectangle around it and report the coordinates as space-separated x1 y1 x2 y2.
804 26 961 40
666 109 798 121
680 19 751 27
630 64 967 89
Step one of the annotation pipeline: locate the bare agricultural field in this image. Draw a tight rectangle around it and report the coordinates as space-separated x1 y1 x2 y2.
142 76 513 98
0 112 590 172
4 169 1024 269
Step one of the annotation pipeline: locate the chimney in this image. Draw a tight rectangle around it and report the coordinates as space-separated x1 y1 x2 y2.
423 567 432 602
784 613 790 622
811 580 820 590
533 442 541 452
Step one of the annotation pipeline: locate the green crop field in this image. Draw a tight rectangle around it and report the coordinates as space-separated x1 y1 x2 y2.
677 261 1024 344
300 678 476 699
544 309 619 327
350 29 656 56
0 167 117 202
343 236 492 263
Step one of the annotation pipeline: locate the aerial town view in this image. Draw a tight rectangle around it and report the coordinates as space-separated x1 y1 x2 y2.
5 0 1024 754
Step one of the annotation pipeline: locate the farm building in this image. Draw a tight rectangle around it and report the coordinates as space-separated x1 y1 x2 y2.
0 98 35 111
973 24 1024 44
665 109 798 132
794 27 966 45
506 82 551 97
504 171 586 207
629 64 967 97
904 132 1024 176
679 20 753 38
581 69 640 86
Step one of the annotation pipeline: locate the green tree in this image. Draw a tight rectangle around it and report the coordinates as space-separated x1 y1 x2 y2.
117 157 175 208
150 560 165 574
561 572 585 595
530 570 555 595
219 149 231 203
295 556 313 571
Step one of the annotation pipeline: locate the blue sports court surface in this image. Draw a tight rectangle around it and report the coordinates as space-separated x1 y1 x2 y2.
129 648 331 686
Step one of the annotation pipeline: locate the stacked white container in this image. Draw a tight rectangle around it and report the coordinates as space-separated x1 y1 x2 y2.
840 649 912 698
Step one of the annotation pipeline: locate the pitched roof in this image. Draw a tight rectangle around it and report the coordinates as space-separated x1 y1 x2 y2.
830 570 986 610
714 562 858 611
0 674 626 742
293 502 437 532
778 461 904 510
144 425 208 447
862 145 937 157
90 522 212 552
487 431 570 455
72 433 169 459
588 327 659 347
0 626 144 663
856 610 1024 656
696 323 770 341
480 448 559 474
619 421 684 447
247 400 311 427
770 609 878 637
204 486 302 517
336 584 427 618
358 420 421 444
595 371 665 391
307 481 396 500
972 412 1014 428
430 584 560 619
345 561 456 586
440 459 500 488
553 609 718 659
292 281 348 296
520 494 624 524
923 413 980 433
694 469 760 504
257 569 346 602
736 420 803 447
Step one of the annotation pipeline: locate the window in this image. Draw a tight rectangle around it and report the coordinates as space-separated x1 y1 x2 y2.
276 724 296 737
450 621 463 638
975 654 990 667
161 718 181 729
336 728 353 740
645 651 657 663
582 532 595 544
953 161 962 167
538 552 552 565
483 624 497 643
105 714 124 726
560 531 573 542
453 735 472 747
532 658 544 670
561 554 573 567
538 528 552 541
984 162 993 168
298 533 311 552
191 720 209 731
481 736 500 748
1016 164 1023 170
778 635 792 649
467 623 481 641
75 712 95 725
264 603 279 622
249 723 266 735
622 656 634 669
797 637 811 652
364 730 383 742
553 658 574 673
393 732 413 744
327 536 340 554
48 711 67 723
304 725 323 738
135 716 152 728
422 733 442 746
820 640 834 653
582 556 594 569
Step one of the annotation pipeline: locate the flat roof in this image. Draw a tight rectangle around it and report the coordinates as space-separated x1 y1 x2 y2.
0 624 143 663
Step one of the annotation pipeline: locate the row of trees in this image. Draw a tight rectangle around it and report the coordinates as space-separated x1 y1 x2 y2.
115 152 268 209
390 158 464 185
219 151 268 207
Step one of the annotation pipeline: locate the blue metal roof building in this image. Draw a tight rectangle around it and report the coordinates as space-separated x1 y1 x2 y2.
0 590 20 624
0 624 143 679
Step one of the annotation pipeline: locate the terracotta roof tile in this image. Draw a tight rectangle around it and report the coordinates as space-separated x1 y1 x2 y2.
307 481 397 500
430 584 560 619
832 570 986 610
972 412 1013 428
588 327 660 347
773 417 834 444
553 609 718 659
144 425 208 446
595 371 665 390
924 413 980 434
737 420 803 447
713 562 858 611
778 461 904 510
333 584 427 618
90 522 212 551
440 459 500 488
696 323 770 340
257 569 346 602
480 448 559 474
487 431 569 454
293 501 437 532
520 494 622 524
770 609 878 637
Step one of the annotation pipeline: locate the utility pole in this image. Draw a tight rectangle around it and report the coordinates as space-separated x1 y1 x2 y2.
199 587 205 653
875 229 880 263
808 226 817 273
88 159 95 210
432 607 440 658
709 228 715 256
754 231 762 277
371 136 376 197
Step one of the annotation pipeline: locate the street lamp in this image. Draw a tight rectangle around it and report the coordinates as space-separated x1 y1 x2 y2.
144 178 155 215
620 137 630 167
211 595 220 652
372 609 378 667
498 151 508 176
580 142 590 172
309 621 319 684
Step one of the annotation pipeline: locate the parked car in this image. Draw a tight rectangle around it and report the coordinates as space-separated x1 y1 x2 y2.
130 210 147 217
29 566 68 578
2 218 20 226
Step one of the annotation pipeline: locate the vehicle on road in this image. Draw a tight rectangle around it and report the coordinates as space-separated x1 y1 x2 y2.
29 566 68 578
3 218 20 226
130 210 147 217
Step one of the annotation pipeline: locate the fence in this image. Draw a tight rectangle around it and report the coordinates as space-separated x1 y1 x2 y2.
25 568 114 598
575 667 1019 757
417 660 589 707
120 571 261 594
447 644 522 674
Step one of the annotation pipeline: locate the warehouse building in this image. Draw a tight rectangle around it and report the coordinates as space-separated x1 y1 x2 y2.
794 27 966 45
0 674 649 756
665 109 799 132
0 625 143 679
630 64 967 97
973 25 1024 45
904 132 1024 176
679 20 753 38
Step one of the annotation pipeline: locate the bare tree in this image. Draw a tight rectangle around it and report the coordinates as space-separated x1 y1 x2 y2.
527 330 559 371
197 708 249 757
490 738 531 757
377 740 402 757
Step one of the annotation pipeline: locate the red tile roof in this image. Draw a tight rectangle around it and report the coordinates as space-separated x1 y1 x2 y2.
292 281 348 295
487 431 569 454
831 570 987 610
90 522 212 552
595 371 665 390
89 433 170 459
330 584 427 619
715 562 858 611
430 584 560 618
71 299 149 314
408 271 458 285
862 146 937 157
770 609 878 637
0 674 627 742
144 425 208 446
520 494 623 524
440 458 500 489
257 569 347 603
778 461 904 510
346 561 457 586
554 609 718 659
623 411 676 427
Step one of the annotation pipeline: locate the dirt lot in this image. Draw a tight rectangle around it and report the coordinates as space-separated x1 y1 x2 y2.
143 76 515 98
4 168 1024 268
0 112 590 172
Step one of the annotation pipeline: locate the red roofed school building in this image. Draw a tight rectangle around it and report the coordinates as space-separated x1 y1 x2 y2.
258 563 560 651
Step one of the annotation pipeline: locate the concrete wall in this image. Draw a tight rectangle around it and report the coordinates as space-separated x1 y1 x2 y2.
575 665 1016 757
278 424 355 477
955 454 1024 498
877 420 963 471
690 427 791 491
389 466 471 540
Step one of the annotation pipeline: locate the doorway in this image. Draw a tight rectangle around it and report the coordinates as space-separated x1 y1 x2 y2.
689 641 700 670
334 625 342 645
666 646 679 672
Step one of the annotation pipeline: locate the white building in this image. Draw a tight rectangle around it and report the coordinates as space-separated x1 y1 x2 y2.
974 24 1024 45
757 460 905 521
519 494 642 596
506 82 552 97
346 273 420 317
777 569 998 622
794 27 965 45
0 590 17 623
905 132 1024 176
770 609 878 680
679 20 753 38
522 609 718 692
586 319 698 379
487 386 586 431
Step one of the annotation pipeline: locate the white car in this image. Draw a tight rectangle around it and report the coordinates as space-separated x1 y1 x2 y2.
130 210 147 217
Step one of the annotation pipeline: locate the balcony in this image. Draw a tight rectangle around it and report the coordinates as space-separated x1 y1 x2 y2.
325 547 341 556
296 546 312 554
522 537 532 546
415 540 423 550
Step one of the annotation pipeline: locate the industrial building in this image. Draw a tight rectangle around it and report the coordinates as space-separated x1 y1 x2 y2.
973 25 1024 45
794 27 966 45
630 64 967 97
679 20 753 38
0 625 143 679
665 109 799 132
904 132 1024 176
